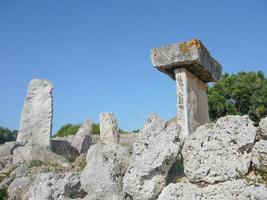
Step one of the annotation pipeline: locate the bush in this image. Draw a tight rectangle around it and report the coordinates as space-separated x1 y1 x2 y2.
55 124 81 137
0 187 8 200
92 123 100 135
208 71 267 123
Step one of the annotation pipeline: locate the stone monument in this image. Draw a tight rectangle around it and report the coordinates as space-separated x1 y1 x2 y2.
16 79 53 146
100 112 119 143
151 39 222 137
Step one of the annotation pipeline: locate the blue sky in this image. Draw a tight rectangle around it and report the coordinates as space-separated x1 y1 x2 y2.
1 0 267 133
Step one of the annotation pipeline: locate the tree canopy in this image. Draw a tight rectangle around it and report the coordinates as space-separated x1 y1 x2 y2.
208 71 267 123
0 127 17 144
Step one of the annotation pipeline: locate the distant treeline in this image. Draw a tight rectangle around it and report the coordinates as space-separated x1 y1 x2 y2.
0 127 18 144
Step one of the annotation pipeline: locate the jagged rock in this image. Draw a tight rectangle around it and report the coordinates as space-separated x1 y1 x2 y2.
0 142 16 169
13 144 67 165
252 139 267 169
17 79 53 147
81 143 130 200
100 112 119 143
22 172 87 200
259 117 267 138
123 114 182 200
8 177 31 200
51 138 79 159
157 179 267 200
72 119 93 154
182 115 257 183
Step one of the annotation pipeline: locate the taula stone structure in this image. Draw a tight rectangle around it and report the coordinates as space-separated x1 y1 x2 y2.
16 79 53 146
100 112 119 143
151 39 222 137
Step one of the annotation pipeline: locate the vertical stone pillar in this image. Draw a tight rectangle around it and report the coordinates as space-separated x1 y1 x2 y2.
175 68 209 137
100 112 119 143
17 79 53 147
151 39 222 137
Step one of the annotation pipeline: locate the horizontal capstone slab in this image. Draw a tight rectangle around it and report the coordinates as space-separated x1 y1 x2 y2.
151 39 222 82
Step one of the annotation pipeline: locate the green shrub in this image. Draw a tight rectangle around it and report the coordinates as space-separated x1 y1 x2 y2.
0 127 17 144
55 124 81 137
0 187 8 200
208 71 267 123
92 123 100 135
29 160 44 168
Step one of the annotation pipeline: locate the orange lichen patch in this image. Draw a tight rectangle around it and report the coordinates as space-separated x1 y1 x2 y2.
179 39 201 54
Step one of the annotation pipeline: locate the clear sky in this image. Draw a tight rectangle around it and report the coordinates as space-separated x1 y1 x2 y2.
1 0 267 133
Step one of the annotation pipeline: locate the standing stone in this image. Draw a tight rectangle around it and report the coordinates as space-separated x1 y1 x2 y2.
123 114 182 200
17 79 53 147
72 119 93 154
182 115 257 183
100 112 119 143
151 39 222 137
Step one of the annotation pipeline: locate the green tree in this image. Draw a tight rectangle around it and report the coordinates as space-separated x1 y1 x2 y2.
208 71 267 123
0 127 17 144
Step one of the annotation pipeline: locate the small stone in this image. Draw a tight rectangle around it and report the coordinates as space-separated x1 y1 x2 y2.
182 115 257 183
123 114 182 200
17 79 53 147
72 119 93 154
100 112 119 144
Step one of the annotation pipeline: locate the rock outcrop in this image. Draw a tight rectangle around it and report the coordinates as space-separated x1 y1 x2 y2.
81 143 130 200
16 79 53 147
23 172 87 200
158 179 267 200
72 119 93 154
100 112 119 144
259 117 267 138
182 115 257 183
252 139 267 169
123 114 182 200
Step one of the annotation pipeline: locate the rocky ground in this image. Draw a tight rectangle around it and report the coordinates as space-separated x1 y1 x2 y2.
0 114 267 200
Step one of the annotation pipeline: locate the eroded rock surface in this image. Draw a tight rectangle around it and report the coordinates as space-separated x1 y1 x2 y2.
123 114 182 200
72 119 93 154
81 143 130 200
252 139 267 169
13 144 67 165
259 117 267 138
100 112 119 144
182 115 257 183
17 79 53 147
158 179 267 200
23 172 86 200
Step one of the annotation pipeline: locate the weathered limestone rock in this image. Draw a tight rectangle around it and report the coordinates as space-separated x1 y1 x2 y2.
8 177 31 200
123 114 182 200
182 115 257 183
17 79 53 147
158 179 267 200
10 164 30 179
252 139 267 169
100 112 119 143
51 138 79 159
151 39 222 137
13 144 67 165
72 119 93 154
0 141 16 158
259 117 267 138
23 172 87 200
81 143 130 200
